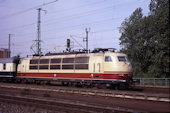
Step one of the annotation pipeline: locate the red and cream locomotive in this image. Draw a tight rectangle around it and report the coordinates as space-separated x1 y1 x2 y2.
0 48 133 89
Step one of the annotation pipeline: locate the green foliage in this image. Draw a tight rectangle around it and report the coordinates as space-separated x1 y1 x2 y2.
119 0 169 78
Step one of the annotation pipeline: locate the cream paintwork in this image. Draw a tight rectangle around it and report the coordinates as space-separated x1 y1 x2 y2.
18 52 132 75
104 53 132 74
0 63 16 72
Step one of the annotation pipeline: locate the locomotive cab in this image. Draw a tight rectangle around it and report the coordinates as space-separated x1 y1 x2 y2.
103 52 133 86
104 53 132 73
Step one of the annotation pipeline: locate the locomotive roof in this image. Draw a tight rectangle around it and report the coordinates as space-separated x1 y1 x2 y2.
27 52 102 59
23 52 127 60
45 48 116 56
0 57 19 63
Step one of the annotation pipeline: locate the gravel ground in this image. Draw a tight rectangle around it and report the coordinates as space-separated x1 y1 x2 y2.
0 83 169 113
0 102 65 113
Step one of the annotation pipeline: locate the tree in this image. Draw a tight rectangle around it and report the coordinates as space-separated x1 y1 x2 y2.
148 0 169 77
119 0 169 78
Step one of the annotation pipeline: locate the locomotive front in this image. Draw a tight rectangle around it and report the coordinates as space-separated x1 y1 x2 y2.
103 52 133 88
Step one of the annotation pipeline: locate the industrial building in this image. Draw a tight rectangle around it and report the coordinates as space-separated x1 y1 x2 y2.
0 48 10 58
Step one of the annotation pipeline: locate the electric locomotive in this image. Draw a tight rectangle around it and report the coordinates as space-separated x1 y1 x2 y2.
17 48 133 89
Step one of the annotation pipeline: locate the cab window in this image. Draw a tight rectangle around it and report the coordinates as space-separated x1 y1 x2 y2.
117 56 129 62
105 56 113 62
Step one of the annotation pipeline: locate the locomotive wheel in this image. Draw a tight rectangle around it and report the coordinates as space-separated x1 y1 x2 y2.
96 84 107 89
83 83 94 88
75 82 83 88
15 79 22 84
46 81 51 85
117 83 129 90
35 80 41 85
62 82 69 86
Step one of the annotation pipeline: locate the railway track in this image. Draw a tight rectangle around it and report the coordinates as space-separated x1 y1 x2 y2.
0 83 170 112
1 94 134 113
0 83 169 102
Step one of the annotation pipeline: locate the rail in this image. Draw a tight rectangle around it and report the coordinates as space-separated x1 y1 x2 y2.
0 94 129 113
133 78 170 87
0 84 169 102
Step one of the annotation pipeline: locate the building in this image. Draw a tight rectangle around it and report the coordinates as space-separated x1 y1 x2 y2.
0 48 10 58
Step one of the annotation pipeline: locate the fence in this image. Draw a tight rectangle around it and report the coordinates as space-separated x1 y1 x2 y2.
133 78 170 87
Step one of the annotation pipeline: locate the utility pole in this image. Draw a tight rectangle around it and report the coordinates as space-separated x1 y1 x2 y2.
8 34 14 58
66 39 71 52
83 28 90 53
36 8 47 56
30 1 58 56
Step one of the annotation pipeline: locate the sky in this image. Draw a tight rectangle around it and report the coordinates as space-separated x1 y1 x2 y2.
0 0 150 57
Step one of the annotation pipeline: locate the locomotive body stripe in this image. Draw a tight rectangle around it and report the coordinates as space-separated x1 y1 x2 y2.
17 72 131 80
104 71 131 74
0 72 16 77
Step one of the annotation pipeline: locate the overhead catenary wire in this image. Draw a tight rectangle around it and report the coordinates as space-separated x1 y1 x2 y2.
0 0 148 57
70 35 85 49
46 0 142 17
6 12 146 38
0 1 148 38
42 18 116 33
1 19 120 49
48 0 106 15
43 4 116 25
0 0 105 24
0 4 116 32
12 17 117 37
0 0 147 32
13 28 116 45
0 23 37 32
0 0 58 20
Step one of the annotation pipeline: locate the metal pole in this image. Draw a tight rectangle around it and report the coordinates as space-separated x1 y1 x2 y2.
36 8 46 56
85 28 88 52
84 28 90 53
37 8 41 56
8 34 13 58
8 34 11 57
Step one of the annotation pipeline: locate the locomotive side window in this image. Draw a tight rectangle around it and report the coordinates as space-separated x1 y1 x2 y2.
74 57 89 70
105 56 113 62
29 66 38 70
50 65 60 69
75 64 88 69
75 57 89 63
50 58 61 70
62 65 74 69
30 59 39 70
51 58 61 63
117 56 129 62
30 59 39 64
40 59 49 64
63 58 74 63
39 65 49 69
